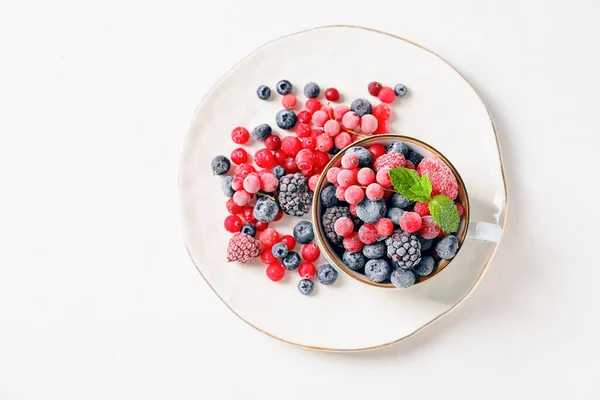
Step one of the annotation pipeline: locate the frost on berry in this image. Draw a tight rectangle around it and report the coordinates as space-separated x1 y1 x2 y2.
227 233 261 263
416 155 459 200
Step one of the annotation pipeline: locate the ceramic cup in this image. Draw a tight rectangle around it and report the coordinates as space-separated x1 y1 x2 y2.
312 134 502 288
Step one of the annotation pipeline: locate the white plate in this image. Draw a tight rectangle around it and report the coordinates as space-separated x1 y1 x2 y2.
179 26 507 351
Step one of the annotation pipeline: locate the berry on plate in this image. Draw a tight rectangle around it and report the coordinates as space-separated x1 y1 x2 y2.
316 264 338 285
259 228 280 248
298 262 316 279
227 232 261 263
297 279 314 295
266 263 285 281
301 243 320 262
231 126 250 144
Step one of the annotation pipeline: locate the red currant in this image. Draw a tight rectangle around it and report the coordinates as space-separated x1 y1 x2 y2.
296 123 311 138
305 98 321 113
313 151 329 168
295 149 315 171
378 87 396 103
234 163 256 178
261 249 277 264
374 120 389 135
255 221 268 231
281 136 302 157
297 110 311 123
231 176 243 191
241 206 257 224
255 148 276 168
301 243 320 262
308 174 319 191
266 263 285 282
282 94 297 109
264 135 281 151
343 232 364 252
368 144 386 159
280 235 296 250
368 81 382 96
334 132 352 150
260 228 280 248
274 149 287 165
358 224 378 244
315 134 333 152
230 148 248 164
298 262 316 279
301 137 317 151
231 126 250 144
372 103 391 121
325 88 340 101
400 212 422 233
224 215 243 232
376 218 393 238
273 209 284 222
226 197 243 214
284 157 299 173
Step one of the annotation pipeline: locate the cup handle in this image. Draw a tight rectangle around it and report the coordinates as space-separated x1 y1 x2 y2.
466 221 502 243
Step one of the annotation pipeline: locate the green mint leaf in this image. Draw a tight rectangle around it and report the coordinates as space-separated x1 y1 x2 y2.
389 167 432 203
429 195 460 233
420 175 432 198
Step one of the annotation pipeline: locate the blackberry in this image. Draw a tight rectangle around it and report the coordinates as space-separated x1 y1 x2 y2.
275 109 297 130
252 124 272 141
298 279 314 295
211 155 230 175
385 230 421 269
322 206 352 246
345 146 372 167
278 173 313 217
350 98 372 117
304 82 320 98
365 259 391 283
276 79 292 95
320 184 340 208
256 85 271 100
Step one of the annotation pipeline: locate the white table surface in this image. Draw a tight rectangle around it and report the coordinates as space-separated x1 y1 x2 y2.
0 1 598 399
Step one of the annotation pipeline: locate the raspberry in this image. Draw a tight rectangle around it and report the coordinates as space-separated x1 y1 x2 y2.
337 169 357 187
358 224 378 244
301 243 320 262
416 155 459 200
296 123 311 138
231 126 250 144
281 136 302 157
266 263 285 281
374 120 388 135
305 98 321 113
376 168 392 187
368 81 382 96
376 218 393 237
357 168 375 185
368 144 386 160
227 232 261 263
233 190 251 206
372 103 391 121
343 232 364 252
374 152 406 172
414 202 430 216
378 87 396 103
341 153 359 169
366 183 384 201
324 120 341 136
419 216 440 239
315 134 333 152
261 248 277 264
334 216 354 237
295 149 315 171
455 202 465 217
230 148 248 165
234 163 256 179
312 110 329 127
226 197 243 214
259 173 279 192
297 110 311 123
274 149 287 165
255 221 268 231
302 137 317 151
281 235 296 251
298 262 316 279
334 132 352 149
259 228 280 248
345 185 364 205
341 111 360 129
243 173 261 193
325 88 340 101
224 215 243 232
308 174 319 191
333 104 349 119
282 94 297 109
264 135 281 151
313 151 329 168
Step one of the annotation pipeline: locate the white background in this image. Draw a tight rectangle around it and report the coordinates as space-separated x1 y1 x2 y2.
1 1 598 399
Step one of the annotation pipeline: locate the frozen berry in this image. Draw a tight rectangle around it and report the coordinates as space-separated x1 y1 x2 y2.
282 251 301 270
295 149 315 171
435 235 459 259
350 98 372 117
326 167 341 184
343 232 364 252
387 141 409 157
304 82 320 98
233 190 251 206
266 263 285 281
325 87 340 101
261 248 277 264
378 87 396 103
253 196 279 222
334 132 352 149
335 185 346 201
276 79 292 95
226 197 243 214
280 235 296 251
221 176 235 197
274 150 287 165
240 223 257 237
394 83 407 97
349 203 358 217
357 168 376 185
345 185 365 205
231 126 250 144
405 160 415 170
358 224 378 244
390 193 414 209
224 215 243 232
259 173 279 193
298 279 314 295
264 135 281 151
376 168 392 187
281 136 302 157
296 123 311 138
298 262 316 279
337 169 356 187
234 163 256 179
283 157 299 173
407 150 424 167
345 146 372 168
455 202 465 217
362 242 386 259
360 114 378 134
253 149 275 168
356 199 387 224
417 155 459 200
256 221 268 231
252 124 272 141
366 183 384 201
372 103 391 121
260 228 280 248
305 98 321 113
276 109 297 130
316 264 338 285
365 259 391 283
257 85 271 100
368 144 386 159
227 232 261 263
334 216 354 237
243 174 261 193
315 134 333 153
282 94 297 109
390 268 415 288
414 256 435 277
333 104 349 119
302 137 317 151
374 152 406 172
419 237 433 251
272 165 286 179
374 120 389 135
342 111 360 129
342 251 366 270
271 242 289 259
387 207 405 225
301 243 320 262
414 202 430 216
376 217 394 237
230 148 248 165
308 174 319 191
311 110 329 127
293 221 314 244
341 153 359 169
400 212 422 233
419 216 440 239
324 119 341 136
368 81 382 96
241 206 257 224
297 110 311 123
211 155 230 175
313 150 329 169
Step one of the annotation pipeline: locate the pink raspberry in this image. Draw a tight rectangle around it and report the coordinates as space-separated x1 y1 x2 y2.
343 232 364 252
374 152 406 172
376 168 392 187
400 212 422 233
341 153 359 169
416 155 459 200
405 160 415 170
419 216 440 239
336 185 347 201
414 202 430 216
334 217 354 237
365 183 384 201
345 185 365 205
326 167 341 184
341 111 360 130
324 120 341 136
337 169 357 187
357 167 375 185
358 224 378 244
333 104 349 120
227 232 261 263
376 218 394 238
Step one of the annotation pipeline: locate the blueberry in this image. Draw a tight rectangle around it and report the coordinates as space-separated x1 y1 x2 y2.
387 207 405 226
435 235 459 259
406 150 424 167
283 251 301 270
304 82 320 98
256 85 271 100
271 165 285 179
221 176 235 197
211 155 230 175
389 193 414 210
275 109 298 130
345 146 372 168
365 259 391 283
343 251 366 271
356 199 387 224
320 185 340 208
394 84 408 97
272 242 289 259
362 242 386 259
298 279 314 295
240 223 257 237
390 268 416 288
419 237 433 252
252 124 272 141
387 141 408 157
276 80 292 95
328 144 340 155
414 256 435 277
253 196 279 222
350 98 372 117
317 264 338 285
293 221 314 244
